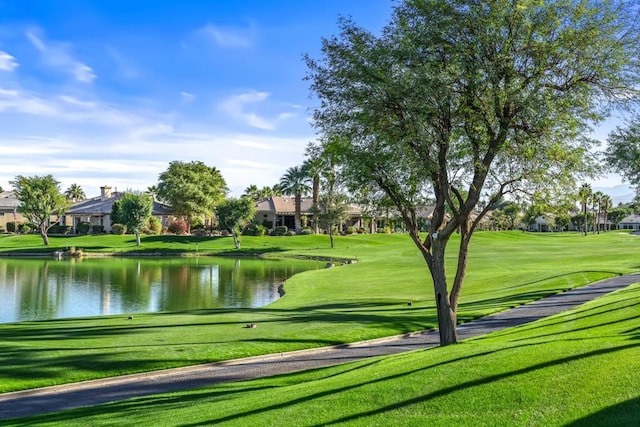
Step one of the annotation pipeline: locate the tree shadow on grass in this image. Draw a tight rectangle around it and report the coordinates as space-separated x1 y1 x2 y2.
563 396 640 427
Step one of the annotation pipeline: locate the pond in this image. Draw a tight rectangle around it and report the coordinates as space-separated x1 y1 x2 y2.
0 257 321 323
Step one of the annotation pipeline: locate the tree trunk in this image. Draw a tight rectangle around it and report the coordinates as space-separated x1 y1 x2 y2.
135 232 141 246
294 193 302 234
313 177 320 234
429 242 457 345
329 230 334 248
40 223 49 246
231 229 241 249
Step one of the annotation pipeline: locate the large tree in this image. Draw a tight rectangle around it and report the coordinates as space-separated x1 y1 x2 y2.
306 0 639 345
605 118 640 191
216 197 256 249
156 161 228 232
119 193 153 246
279 166 311 234
10 175 70 245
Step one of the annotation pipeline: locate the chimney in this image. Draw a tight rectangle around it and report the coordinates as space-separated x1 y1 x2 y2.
100 186 112 199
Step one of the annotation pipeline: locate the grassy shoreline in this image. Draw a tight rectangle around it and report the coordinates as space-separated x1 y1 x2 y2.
0 231 638 394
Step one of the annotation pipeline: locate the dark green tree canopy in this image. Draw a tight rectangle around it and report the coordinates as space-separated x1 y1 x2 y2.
10 175 70 246
216 197 256 249
156 161 228 226
119 193 153 246
306 0 640 345
605 118 640 189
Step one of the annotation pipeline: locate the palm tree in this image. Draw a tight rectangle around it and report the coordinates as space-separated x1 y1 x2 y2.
279 166 311 234
578 183 592 236
592 191 604 234
146 185 158 200
303 156 329 233
601 194 612 232
64 183 86 202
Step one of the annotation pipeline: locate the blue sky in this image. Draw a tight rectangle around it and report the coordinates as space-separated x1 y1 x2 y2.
0 0 631 200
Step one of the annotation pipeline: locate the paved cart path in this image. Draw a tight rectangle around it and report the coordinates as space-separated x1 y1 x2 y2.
1 273 638 421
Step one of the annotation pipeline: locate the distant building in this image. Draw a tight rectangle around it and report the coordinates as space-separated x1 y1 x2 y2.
254 196 363 231
0 191 24 232
618 214 640 230
64 186 175 233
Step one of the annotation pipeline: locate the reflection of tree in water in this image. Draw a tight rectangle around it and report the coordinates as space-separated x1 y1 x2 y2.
0 258 321 322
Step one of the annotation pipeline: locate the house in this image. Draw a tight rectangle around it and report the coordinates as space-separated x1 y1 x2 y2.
64 186 175 233
254 196 363 231
618 214 640 230
0 191 26 232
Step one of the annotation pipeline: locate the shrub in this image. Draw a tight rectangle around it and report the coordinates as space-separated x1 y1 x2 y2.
146 216 162 234
285 230 297 236
49 224 71 234
191 218 204 229
262 220 273 229
242 223 266 236
76 222 90 235
272 225 289 236
357 227 366 234
18 223 32 234
345 226 355 235
91 225 104 234
111 223 127 235
301 227 313 235
6 222 16 233
168 220 188 235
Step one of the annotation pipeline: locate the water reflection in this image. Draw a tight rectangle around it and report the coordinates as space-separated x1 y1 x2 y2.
0 257 320 323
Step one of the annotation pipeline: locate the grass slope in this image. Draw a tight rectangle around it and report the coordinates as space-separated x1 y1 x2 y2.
0 231 638 393
8 282 639 426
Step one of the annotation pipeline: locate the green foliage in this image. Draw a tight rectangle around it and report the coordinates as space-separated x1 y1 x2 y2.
119 193 154 245
272 225 288 236
306 0 640 343
280 165 311 234
217 198 256 249
91 225 104 234
48 224 71 234
300 227 313 235
345 226 354 235
6 222 16 233
110 199 123 225
9 174 70 245
168 220 188 235
156 160 228 225
605 118 640 188
146 216 162 235
111 224 127 235
77 222 90 235
64 183 86 201
242 223 266 236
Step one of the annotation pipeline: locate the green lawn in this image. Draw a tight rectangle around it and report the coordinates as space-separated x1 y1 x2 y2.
7 281 639 426
0 231 638 394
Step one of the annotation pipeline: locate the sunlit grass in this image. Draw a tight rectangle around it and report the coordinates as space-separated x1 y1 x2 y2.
0 231 637 393
8 282 639 426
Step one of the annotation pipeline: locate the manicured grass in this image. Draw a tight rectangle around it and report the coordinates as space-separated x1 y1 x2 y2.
8 282 639 426
0 231 637 393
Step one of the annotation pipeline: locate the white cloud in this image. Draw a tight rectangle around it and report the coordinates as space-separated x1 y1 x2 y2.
106 46 139 79
226 159 272 169
180 91 195 104
197 23 254 48
218 91 299 131
26 28 96 83
0 51 18 71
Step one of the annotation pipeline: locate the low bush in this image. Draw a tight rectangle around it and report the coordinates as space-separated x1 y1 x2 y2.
345 226 355 235
286 230 297 236
6 222 15 233
300 227 314 235
91 225 105 234
146 217 162 235
111 224 127 235
168 220 188 235
76 222 90 235
272 225 289 236
242 223 266 236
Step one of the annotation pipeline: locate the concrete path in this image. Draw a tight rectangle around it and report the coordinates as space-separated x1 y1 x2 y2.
0 273 638 421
